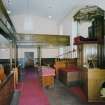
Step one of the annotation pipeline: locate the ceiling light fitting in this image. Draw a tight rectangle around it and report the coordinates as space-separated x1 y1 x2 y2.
48 15 52 19
7 10 11 14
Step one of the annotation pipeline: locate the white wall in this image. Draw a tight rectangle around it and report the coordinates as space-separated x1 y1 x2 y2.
78 21 91 38
11 14 58 34
41 48 59 58
0 35 10 59
18 48 37 58
18 47 59 58
0 48 10 59
10 9 92 59
58 15 73 57
59 18 72 35
59 8 91 39
10 15 60 58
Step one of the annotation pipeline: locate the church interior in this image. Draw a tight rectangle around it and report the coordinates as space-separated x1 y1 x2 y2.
0 0 105 105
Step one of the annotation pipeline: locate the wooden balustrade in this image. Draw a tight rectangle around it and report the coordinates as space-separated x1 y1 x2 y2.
0 73 14 105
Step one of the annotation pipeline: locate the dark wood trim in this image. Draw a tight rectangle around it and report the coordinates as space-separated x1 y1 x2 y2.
0 0 16 32
0 0 16 40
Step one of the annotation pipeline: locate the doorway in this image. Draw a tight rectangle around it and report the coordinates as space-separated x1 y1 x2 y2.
24 52 34 68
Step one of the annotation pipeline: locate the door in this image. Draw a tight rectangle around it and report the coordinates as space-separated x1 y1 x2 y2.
24 52 34 68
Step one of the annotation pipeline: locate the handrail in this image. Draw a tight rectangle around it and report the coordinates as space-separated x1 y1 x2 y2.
57 49 76 58
0 72 14 90
0 72 14 105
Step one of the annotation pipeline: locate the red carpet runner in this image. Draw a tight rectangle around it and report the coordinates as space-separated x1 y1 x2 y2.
18 69 50 105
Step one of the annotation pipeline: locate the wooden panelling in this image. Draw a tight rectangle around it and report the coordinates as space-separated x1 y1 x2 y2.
54 58 77 77
58 67 81 86
40 76 54 88
81 68 105 102
17 33 70 46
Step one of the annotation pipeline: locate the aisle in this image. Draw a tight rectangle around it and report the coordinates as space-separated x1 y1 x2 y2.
44 80 88 105
18 68 105 105
44 79 105 105
18 68 50 105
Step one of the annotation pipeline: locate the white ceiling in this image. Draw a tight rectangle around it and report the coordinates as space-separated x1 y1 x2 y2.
3 0 105 22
